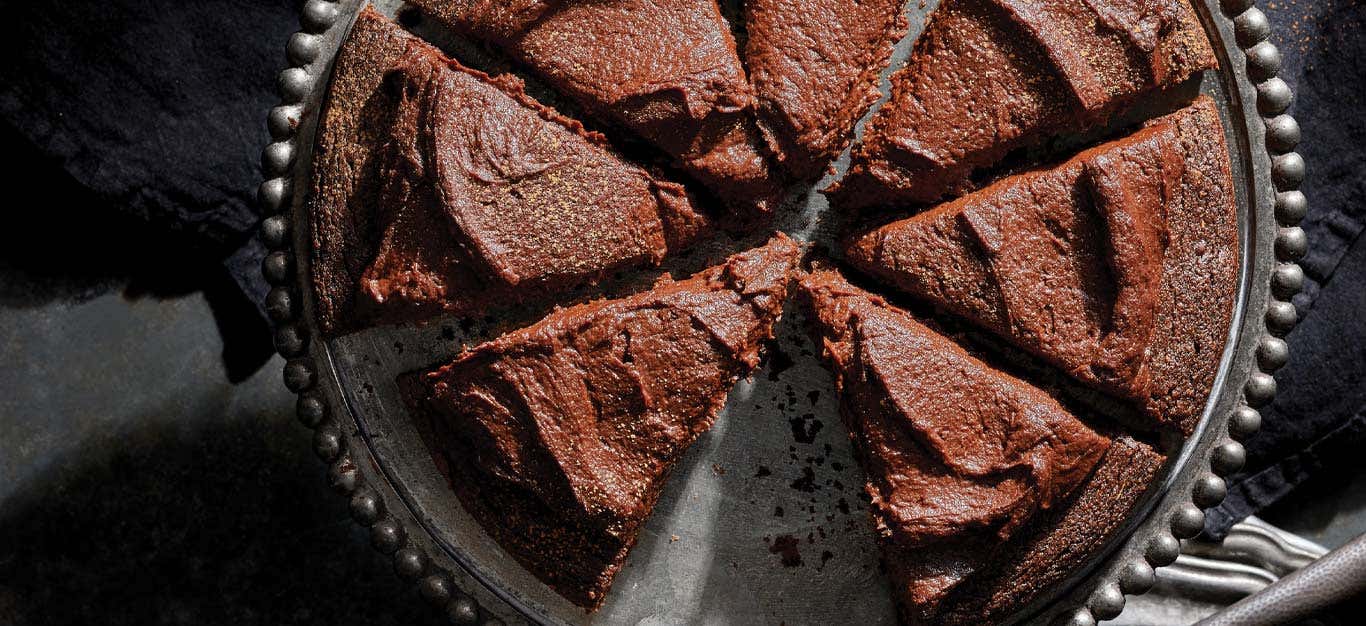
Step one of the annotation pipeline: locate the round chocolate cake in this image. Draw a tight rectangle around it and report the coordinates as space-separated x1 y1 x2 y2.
301 1 1240 623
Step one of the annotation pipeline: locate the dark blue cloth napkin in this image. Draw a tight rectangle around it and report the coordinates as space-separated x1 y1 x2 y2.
1205 0 1366 538
0 0 297 381
1 0 1361 529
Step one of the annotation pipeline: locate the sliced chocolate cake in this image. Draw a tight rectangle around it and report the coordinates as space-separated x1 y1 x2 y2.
828 0 1217 209
406 0 785 215
743 0 907 178
844 97 1238 433
302 2 1240 620
409 234 800 609
308 8 710 336
799 267 1163 624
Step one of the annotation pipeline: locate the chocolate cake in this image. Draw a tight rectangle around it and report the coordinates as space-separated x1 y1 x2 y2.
406 0 785 215
308 8 710 335
799 267 1163 624
828 0 1217 209
844 97 1237 433
301 1 1241 618
409 234 801 609
742 0 907 178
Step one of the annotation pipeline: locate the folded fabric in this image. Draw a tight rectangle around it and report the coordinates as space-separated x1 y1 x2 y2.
0 0 296 379
1205 0 1366 538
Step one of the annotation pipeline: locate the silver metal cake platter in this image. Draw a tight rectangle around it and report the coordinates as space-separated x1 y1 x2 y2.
1113 516 1328 624
256 0 1309 624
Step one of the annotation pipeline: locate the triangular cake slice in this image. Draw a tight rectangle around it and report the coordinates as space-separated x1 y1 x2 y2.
844 97 1237 433
410 235 800 609
799 267 1112 624
742 0 907 178
407 0 785 215
828 0 1216 208
308 8 710 335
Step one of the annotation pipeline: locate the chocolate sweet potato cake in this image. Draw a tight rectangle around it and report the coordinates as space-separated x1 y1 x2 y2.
828 0 1217 209
309 8 709 336
844 97 1238 434
406 0 786 215
302 1 1237 621
408 235 799 608
799 268 1165 624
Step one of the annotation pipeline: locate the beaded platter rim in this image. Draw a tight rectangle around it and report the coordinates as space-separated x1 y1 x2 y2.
255 1 1308 624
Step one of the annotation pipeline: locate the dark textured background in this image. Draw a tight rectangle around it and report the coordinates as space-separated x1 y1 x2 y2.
0 1 440 624
0 297 443 626
1204 0 1366 539
0 0 1362 624
0 0 290 382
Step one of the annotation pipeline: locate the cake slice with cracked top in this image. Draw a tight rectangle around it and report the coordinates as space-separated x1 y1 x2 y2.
308 8 710 336
407 0 785 215
844 97 1237 433
409 234 800 609
799 267 1163 624
828 0 1216 208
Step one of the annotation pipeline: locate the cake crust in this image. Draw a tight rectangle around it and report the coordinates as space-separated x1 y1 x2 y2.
936 435 1166 624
